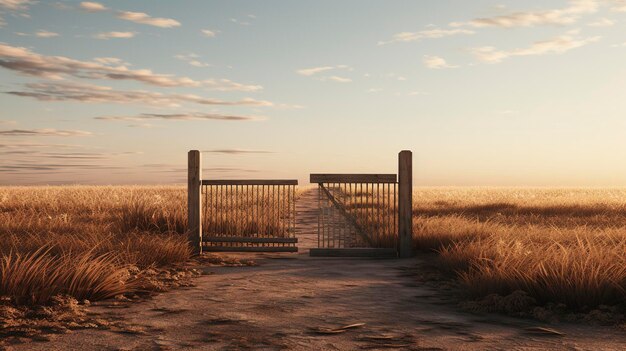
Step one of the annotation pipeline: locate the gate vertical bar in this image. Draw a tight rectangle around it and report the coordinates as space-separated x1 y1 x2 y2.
317 184 321 248
187 150 202 254
398 150 413 258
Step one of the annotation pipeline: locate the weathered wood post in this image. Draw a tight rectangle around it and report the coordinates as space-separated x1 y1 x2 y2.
398 150 413 258
188 150 202 254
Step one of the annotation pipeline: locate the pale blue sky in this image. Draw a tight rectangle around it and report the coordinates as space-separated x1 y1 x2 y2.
1 0 626 185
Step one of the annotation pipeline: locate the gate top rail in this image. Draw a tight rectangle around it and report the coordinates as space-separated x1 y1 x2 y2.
310 174 396 184
202 179 298 186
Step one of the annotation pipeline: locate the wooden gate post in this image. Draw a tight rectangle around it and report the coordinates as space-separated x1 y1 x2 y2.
398 150 413 258
188 150 202 254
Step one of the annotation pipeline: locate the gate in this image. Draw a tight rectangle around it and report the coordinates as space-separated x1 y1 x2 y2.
187 151 298 253
309 151 413 258
309 174 398 257
187 150 413 257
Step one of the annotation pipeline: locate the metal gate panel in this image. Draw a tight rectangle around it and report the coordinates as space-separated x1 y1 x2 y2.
310 174 398 257
201 180 298 252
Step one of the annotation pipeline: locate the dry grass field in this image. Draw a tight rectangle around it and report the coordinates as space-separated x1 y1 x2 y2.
1 185 625 322
0 185 297 306
0 186 191 305
410 188 626 318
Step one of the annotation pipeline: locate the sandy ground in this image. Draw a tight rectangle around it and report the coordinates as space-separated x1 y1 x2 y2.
11 190 626 350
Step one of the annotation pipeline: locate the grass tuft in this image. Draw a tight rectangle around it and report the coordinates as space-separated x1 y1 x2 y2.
0 248 131 305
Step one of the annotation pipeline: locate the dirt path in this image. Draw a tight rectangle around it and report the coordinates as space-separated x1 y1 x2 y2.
15 190 626 350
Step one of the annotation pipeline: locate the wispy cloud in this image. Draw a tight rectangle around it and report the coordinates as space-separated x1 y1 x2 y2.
297 65 353 82
0 144 142 178
0 142 84 149
0 0 33 27
324 76 352 83
378 28 474 45
587 17 616 26
202 149 273 154
230 15 256 26
35 30 59 38
0 163 124 173
297 66 335 76
205 167 259 173
95 112 262 122
0 151 137 160
139 164 260 174
471 34 601 63
77 2 180 28
94 31 135 40
0 0 33 11
31 153 106 160
13 30 60 37
201 29 217 37
93 57 127 65
0 128 92 137
423 55 458 69
175 53 210 67
6 82 273 107
79 1 107 12
0 119 16 125
0 43 261 91
0 150 141 160
127 123 155 129
451 0 599 28
117 11 180 28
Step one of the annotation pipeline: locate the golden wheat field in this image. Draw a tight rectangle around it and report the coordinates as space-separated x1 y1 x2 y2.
1 186 625 316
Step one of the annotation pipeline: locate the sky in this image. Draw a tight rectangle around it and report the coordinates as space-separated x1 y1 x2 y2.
1 0 626 186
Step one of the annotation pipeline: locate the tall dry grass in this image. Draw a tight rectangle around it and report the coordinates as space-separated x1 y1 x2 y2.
3 185 625 312
0 186 191 305
411 188 626 310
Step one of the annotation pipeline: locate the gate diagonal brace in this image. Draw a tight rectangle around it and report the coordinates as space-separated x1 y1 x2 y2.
318 184 375 247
